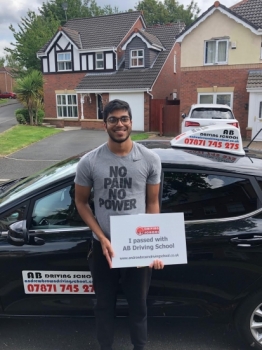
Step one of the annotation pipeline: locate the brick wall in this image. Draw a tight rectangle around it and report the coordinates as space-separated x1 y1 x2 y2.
44 72 85 119
151 42 181 101
180 66 259 138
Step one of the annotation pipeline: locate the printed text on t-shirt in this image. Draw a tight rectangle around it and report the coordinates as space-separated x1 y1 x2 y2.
99 166 137 211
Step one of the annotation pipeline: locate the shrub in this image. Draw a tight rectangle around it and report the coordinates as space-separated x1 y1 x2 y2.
15 113 27 124
15 108 45 125
37 109 45 124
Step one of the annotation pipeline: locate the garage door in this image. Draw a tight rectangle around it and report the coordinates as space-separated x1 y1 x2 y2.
109 93 144 131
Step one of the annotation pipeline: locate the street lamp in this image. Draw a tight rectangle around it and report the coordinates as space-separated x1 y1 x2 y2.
62 2 68 22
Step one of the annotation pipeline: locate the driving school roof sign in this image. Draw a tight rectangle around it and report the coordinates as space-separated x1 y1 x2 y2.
171 125 245 156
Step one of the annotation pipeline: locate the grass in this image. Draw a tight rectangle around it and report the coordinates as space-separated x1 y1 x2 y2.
0 125 62 156
131 133 150 141
0 99 7 105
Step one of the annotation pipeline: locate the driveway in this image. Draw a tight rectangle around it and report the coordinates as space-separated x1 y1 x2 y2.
0 129 108 181
0 99 21 133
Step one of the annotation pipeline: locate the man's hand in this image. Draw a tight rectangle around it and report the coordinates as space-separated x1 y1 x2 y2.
100 237 115 269
149 259 164 269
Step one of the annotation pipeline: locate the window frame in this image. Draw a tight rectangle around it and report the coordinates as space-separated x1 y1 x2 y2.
130 49 145 68
204 39 229 66
197 92 233 108
56 94 78 118
95 52 104 70
57 52 72 72
259 101 262 119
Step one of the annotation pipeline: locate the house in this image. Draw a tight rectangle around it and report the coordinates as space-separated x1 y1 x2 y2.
37 11 184 131
0 67 16 94
175 0 262 139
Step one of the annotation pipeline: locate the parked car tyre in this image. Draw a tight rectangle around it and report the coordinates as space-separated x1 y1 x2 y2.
235 291 262 349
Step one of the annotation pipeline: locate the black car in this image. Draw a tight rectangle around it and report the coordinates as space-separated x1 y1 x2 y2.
1 125 262 349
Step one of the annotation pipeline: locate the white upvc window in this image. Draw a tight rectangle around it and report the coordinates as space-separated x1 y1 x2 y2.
57 53 72 71
204 39 228 65
130 49 144 67
96 52 104 69
56 94 78 118
198 92 233 108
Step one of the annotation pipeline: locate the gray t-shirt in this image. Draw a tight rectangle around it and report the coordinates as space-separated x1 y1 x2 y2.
74 142 161 240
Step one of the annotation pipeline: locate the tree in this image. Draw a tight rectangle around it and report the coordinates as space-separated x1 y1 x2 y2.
15 70 44 126
0 57 5 67
5 11 60 72
136 0 167 25
136 0 200 26
40 0 119 25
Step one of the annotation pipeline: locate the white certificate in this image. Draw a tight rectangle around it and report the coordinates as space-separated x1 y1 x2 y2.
110 213 187 268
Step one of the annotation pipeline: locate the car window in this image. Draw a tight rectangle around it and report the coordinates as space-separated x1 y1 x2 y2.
161 171 260 220
0 204 27 233
30 184 86 229
191 108 234 120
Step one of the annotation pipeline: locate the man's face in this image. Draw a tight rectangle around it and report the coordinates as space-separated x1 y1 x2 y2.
104 109 132 143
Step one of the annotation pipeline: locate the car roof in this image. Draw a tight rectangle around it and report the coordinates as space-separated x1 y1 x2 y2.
190 104 232 110
140 140 262 176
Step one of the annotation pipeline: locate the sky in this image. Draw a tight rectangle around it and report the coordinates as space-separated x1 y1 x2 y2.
0 0 238 61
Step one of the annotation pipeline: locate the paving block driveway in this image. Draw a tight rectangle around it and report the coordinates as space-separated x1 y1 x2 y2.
0 129 108 181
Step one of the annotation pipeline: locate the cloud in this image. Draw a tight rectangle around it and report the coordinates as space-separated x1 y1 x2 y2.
0 0 43 59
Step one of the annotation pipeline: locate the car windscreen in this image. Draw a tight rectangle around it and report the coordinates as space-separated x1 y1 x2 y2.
191 108 234 119
0 158 79 207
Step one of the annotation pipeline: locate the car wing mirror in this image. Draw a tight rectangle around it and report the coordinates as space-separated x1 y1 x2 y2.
7 220 28 246
181 113 186 119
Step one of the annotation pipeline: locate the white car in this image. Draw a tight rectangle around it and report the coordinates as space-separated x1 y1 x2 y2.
181 104 239 133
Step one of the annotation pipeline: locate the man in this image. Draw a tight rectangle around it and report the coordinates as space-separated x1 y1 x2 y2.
75 99 164 350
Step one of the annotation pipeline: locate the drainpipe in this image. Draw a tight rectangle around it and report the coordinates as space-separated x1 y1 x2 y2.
147 89 153 100
113 47 118 71
80 94 85 119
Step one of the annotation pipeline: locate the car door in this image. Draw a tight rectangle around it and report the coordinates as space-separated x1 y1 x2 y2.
148 168 262 318
0 180 94 316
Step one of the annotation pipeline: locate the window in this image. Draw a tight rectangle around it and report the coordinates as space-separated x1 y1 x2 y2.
198 93 233 108
57 53 72 71
96 53 104 69
191 106 234 120
204 40 228 65
161 171 260 221
130 49 144 67
30 184 85 229
57 94 78 118
260 102 262 119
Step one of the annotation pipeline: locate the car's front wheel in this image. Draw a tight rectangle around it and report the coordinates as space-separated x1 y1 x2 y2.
235 291 262 349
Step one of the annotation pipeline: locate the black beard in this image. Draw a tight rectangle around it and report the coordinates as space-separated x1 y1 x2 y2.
108 133 130 143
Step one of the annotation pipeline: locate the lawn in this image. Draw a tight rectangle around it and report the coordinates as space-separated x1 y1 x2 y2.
131 132 149 141
0 125 62 156
0 99 7 105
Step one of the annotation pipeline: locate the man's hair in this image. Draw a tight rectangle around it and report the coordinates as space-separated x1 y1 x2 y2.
103 99 132 122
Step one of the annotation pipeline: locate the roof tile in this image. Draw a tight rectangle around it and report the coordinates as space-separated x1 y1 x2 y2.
247 70 262 89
